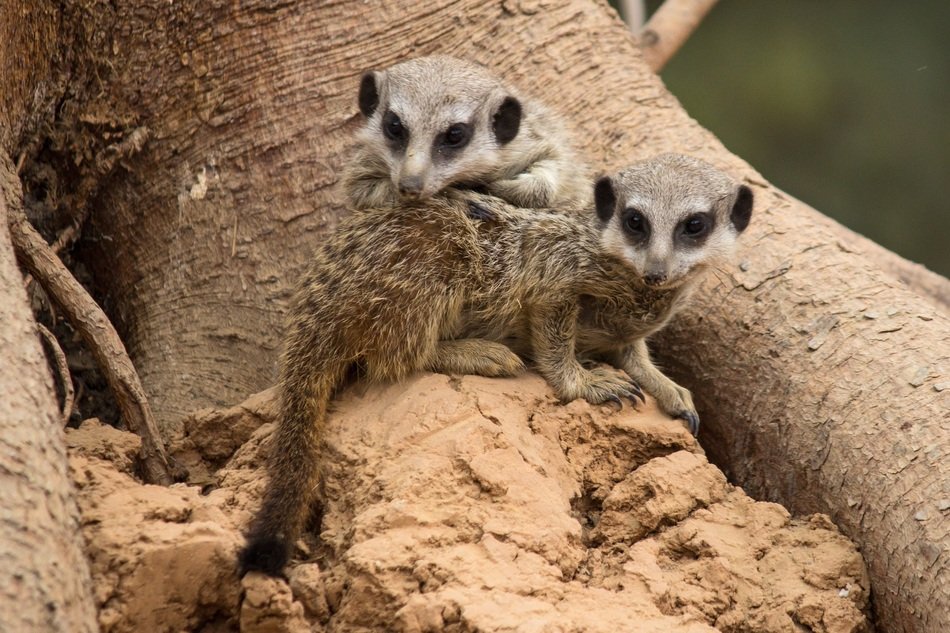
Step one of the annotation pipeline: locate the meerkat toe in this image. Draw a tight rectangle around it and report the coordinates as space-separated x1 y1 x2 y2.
569 367 643 407
492 349 526 376
471 346 525 377
628 380 645 404
674 411 700 437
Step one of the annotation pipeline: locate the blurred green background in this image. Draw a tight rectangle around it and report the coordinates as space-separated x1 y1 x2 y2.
629 1 949 276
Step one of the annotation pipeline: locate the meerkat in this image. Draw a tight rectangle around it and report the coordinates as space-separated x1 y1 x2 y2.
341 55 589 210
240 153 753 577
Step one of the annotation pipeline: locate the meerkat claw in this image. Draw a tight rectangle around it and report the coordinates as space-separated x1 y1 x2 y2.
466 200 498 222
628 381 645 404
676 411 700 437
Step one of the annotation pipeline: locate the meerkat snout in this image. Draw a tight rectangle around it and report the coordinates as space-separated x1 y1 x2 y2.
595 154 754 289
398 177 423 196
643 272 667 287
397 148 436 196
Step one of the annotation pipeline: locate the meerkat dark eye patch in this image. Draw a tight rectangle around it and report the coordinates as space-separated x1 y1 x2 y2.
622 208 651 243
676 213 713 245
382 110 408 147
438 123 473 152
493 96 521 145
730 185 753 233
358 72 380 117
594 176 617 222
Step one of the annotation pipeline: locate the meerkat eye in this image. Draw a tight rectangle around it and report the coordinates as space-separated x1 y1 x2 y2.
441 123 471 149
681 214 711 238
382 111 407 142
623 210 648 236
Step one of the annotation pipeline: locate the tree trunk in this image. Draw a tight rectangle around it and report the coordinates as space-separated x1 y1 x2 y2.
656 194 949 633
0 157 99 632
0 3 65 154
3 1 947 631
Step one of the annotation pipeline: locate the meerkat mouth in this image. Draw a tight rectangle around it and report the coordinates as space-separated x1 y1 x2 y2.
639 274 689 292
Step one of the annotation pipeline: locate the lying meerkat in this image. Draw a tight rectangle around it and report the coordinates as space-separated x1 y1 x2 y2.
341 55 589 209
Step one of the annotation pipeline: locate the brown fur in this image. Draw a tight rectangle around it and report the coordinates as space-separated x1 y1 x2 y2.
240 154 753 576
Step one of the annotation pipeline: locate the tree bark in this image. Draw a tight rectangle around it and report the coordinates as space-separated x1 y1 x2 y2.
3 1 947 631
0 2 66 155
0 156 99 632
656 191 949 633
638 0 721 72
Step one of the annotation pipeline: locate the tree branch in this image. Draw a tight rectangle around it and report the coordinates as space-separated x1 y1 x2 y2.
638 0 720 72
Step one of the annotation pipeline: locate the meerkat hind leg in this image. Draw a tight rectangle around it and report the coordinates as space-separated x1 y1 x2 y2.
426 339 526 377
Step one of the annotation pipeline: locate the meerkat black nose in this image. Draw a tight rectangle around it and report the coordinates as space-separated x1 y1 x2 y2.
644 273 666 287
398 176 424 195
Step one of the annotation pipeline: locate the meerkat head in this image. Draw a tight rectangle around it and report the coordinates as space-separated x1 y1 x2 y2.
594 153 753 289
356 55 523 199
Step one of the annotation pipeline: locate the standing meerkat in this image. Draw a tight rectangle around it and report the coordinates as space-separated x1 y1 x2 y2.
240 153 753 577
341 55 589 209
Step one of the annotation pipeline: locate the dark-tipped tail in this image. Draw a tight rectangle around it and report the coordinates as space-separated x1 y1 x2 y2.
239 533 291 578
238 346 346 578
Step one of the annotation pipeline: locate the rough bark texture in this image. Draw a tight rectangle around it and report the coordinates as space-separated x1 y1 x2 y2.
844 228 950 312
3 0 947 631
0 157 99 633
655 191 950 632
0 2 64 154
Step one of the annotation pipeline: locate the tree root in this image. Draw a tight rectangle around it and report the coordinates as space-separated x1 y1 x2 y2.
36 322 75 426
5 127 174 483
7 203 175 485
638 0 720 72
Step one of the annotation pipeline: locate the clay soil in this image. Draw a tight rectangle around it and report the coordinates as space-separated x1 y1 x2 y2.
65 372 873 632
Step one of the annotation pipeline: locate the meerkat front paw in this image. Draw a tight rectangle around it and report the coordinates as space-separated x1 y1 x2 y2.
654 382 700 436
487 174 555 208
558 366 644 407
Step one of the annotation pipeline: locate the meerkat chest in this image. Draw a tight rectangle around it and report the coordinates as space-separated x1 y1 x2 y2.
576 286 684 349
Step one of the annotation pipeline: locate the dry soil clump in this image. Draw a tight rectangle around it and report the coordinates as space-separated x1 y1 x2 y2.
67 373 870 632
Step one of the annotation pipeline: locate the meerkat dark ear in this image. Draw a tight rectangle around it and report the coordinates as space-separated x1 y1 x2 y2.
730 185 753 233
594 176 617 222
358 72 380 117
493 96 522 145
